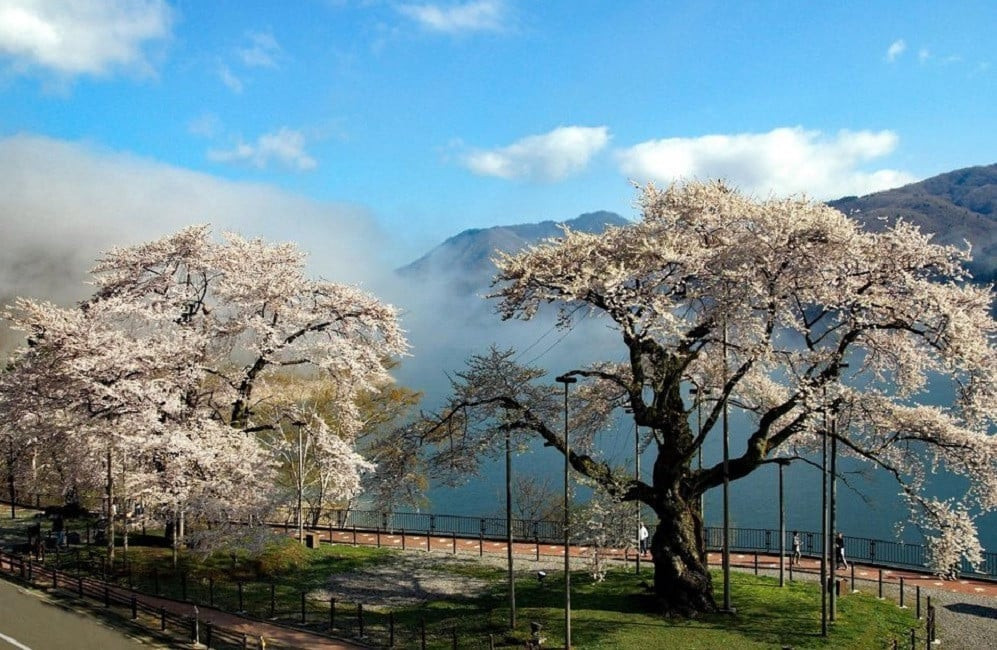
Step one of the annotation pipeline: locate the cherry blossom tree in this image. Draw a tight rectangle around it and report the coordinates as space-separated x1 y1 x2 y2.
419 181 995 615
1 226 407 557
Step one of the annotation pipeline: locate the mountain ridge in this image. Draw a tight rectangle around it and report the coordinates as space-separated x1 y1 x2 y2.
400 164 997 289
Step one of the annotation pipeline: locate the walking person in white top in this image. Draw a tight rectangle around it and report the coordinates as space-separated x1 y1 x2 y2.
638 522 649 555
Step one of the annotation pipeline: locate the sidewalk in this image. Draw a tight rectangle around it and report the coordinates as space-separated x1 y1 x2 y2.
713 550 997 598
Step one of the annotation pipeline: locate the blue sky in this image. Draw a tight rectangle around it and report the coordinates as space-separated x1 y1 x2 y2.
1 0 995 283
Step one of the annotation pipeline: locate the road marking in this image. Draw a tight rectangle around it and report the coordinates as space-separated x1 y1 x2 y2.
0 631 34 650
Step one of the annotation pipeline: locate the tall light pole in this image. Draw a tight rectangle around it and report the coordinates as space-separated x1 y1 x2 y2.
624 407 641 575
721 322 733 613
297 422 305 545
688 387 705 528
776 458 790 587
820 406 828 637
505 429 516 630
829 409 838 621
556 374 577 650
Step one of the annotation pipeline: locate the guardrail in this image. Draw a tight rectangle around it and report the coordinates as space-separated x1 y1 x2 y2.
296 508 997 581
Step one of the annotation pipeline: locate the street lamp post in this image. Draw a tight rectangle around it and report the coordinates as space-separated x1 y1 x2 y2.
297 422 304 545
776 458 790 587
556 374 577 650
505 429 516 630
721 324 733 613
820 409 828 637
635 417 641 575
688 387 705 530
829 410 838 621
624 407 641 575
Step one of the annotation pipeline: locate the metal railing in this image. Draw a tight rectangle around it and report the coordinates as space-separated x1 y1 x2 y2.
8 496 995 581
305 508 997 581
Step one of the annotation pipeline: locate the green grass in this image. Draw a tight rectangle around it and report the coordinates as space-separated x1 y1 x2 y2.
384 567 922 649
3 511 922 648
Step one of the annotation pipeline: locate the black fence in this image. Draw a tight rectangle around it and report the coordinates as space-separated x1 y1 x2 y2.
2 507 942 649
0 549 272 649
4 542 516 649
309 508 997 581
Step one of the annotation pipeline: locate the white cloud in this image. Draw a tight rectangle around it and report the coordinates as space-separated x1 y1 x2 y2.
615 127 916 199
238 30 281 68
208 127 317 171
886 39 907 62
918 48 931 63
187 113 221 138
0 133 387 320
398 0 506 34
217 64 243 92
461 126 610 182
0 0 172 77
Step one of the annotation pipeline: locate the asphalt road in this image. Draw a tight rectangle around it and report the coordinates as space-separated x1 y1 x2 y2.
0 579 156 650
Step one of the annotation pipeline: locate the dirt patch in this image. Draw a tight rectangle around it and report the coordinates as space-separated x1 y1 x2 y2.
318 553 497 607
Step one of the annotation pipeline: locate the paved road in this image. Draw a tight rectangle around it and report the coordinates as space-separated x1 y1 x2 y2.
0 579 155 650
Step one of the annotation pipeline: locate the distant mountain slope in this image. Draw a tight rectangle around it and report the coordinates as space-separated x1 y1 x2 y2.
397 210 629 293
399 165 997 297
828 163 997 282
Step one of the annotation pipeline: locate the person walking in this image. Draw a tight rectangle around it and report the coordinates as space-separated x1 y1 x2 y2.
638 522 649 555
792 531 802 565
835 532 849 570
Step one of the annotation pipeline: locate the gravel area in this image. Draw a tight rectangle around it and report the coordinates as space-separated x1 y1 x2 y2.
924 588 997 650
318 549 570 608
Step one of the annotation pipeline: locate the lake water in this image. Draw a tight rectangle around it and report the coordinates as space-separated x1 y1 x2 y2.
395 300 996 555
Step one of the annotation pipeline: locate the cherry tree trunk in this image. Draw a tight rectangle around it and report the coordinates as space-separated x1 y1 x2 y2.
650 494 716 616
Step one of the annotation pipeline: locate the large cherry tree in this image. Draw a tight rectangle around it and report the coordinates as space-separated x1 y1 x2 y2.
1 225 406 552
421 181 995 615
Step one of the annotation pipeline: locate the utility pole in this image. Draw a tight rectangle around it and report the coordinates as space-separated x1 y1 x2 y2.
556 374 577 650
505 429 516 629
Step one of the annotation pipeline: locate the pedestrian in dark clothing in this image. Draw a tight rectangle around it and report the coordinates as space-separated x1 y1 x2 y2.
835 532 848 570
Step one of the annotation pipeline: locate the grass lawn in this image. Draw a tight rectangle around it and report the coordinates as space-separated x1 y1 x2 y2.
389 566 922 649
2 511 922 648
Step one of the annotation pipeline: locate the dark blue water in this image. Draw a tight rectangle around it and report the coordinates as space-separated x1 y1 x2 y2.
393 299 996 554
423 423 997 552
